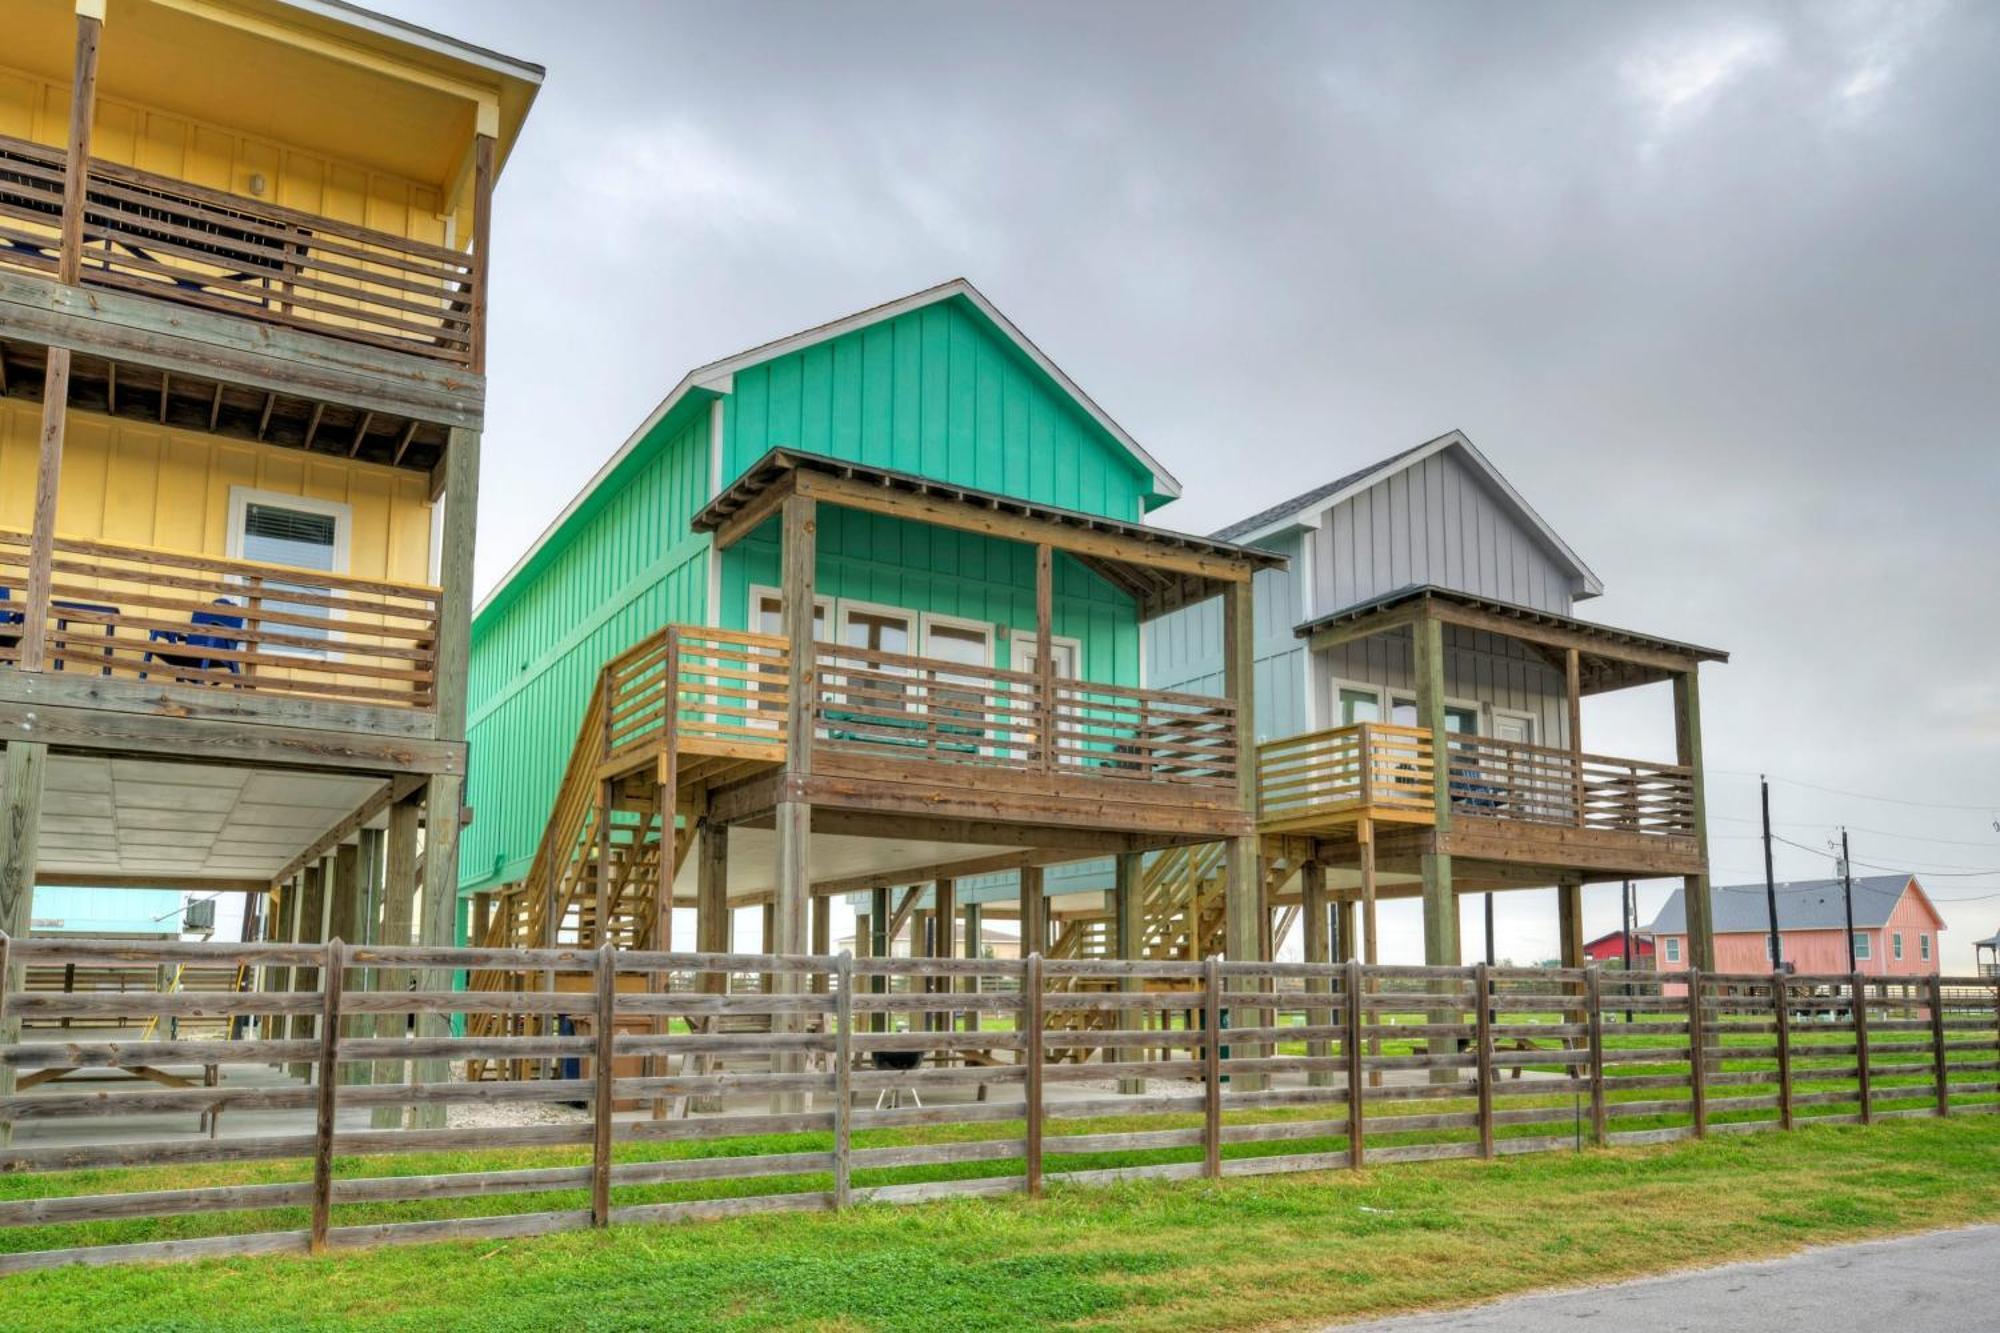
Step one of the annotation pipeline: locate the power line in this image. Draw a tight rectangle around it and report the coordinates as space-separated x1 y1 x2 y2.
1711 769 1998 814
1710 814 2000 849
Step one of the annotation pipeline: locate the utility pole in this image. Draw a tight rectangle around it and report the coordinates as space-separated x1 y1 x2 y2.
1840 827 1856 972
1761 774 1782 972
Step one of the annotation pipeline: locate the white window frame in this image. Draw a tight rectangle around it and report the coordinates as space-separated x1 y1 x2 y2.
1011 631 1085 766
746 584 833 641
1893 932 1904 961
225 486 352 659
1853 932 1872 962
1664 936 1681 964
1328 677 1385 727
917 612 998 754
1919 933 1930 962
1490 707 1538 746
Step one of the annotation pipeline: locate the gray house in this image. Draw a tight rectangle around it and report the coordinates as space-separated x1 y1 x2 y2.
1147 430 1726 970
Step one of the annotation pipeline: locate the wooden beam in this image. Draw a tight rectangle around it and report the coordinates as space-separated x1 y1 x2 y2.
791 470 1257 586
272 774 426 887
411 773 463 1129
347 412 373 458
0 670 437 742
0 271 485 429
1 742 48 943
369 791 419 1124
467 134 495 375
300 402 325 452
1034 542 1053 772
1304 601 1421 654
392 420 418 467
20 349 71 670
57 11 102 286
1427 600 1702 679
31 873 269 893
432 428 479 742
810 846 1066 898
1674 668 1714 970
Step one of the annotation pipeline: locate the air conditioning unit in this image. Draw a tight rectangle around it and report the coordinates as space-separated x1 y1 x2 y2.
183 898 216 933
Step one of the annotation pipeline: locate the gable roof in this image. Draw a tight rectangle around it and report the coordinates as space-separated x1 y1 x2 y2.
1208 429 1604 599
476 279 1179 621
1648 875 1927 935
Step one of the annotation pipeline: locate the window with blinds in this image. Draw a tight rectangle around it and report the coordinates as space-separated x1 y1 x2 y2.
239 501 340 652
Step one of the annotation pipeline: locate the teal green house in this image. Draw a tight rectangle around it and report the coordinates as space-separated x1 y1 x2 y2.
463 280 1190 905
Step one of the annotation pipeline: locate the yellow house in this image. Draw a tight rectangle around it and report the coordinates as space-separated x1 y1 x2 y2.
0 0 540 994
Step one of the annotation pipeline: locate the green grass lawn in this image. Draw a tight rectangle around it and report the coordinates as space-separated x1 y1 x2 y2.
3 1115 1997 1331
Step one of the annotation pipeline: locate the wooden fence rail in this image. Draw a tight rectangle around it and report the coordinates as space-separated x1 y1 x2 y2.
1 934 1994 1272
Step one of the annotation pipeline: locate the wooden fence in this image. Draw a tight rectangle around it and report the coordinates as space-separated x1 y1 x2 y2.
1 934 1995 1273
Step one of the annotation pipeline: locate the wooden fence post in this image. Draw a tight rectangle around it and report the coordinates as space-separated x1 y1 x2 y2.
1772 971 1793 1131
1852 972 1872 1125
309 938 345 1256
1584 964 1607 1146
1687 968 1707 1137
1345 957 1365 1170
833 952 853 1209
591 942 616 1227
1203 953 1222 1179
1929 974 1949 1117
1024 952 1044 1197
0 932 11 1151
1473 962 1494 1158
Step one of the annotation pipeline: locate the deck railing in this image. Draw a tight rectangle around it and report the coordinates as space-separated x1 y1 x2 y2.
0 132 478 366
812 642 1238 787
0 529 440 710
2 933 1995 1272
1256 723 1437 829
1255 724 1696 838
602 627 791 767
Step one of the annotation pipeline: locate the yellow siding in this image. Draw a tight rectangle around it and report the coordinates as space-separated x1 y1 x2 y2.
0 62 448 249
0 398 434 584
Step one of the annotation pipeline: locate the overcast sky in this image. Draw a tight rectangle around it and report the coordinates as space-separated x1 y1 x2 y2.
389 0 1998 969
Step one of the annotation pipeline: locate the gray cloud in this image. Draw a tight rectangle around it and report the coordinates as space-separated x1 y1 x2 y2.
402 0 2000 965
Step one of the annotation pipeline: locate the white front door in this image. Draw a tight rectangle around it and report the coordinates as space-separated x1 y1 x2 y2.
1491 711 1535 745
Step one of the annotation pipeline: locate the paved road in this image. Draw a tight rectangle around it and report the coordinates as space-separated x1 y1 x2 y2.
1346 1225 1999 1331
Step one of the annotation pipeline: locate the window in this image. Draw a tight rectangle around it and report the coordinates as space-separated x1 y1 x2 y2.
227 489 350 654
1920 934 1931 962
1013 634 1083 765
1664 937 1681 964
1390 696 1479 734
1765 936 1784 963
1336 685 1381 726
1853 932 1871 961
748 587 830 641
1892 932 1904 961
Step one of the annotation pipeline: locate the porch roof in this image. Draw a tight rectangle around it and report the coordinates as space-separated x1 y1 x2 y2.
692 447 1287 620
1295 584 1728 694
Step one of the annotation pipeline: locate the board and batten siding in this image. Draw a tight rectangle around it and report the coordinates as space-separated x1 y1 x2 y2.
463 406 713 896
0 399 433 581
721 296 1158 520
1314 447 1582 615
1141 531 1306 743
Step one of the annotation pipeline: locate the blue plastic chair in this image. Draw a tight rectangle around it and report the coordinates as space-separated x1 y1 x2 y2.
0 585 21 657
142 598 246 683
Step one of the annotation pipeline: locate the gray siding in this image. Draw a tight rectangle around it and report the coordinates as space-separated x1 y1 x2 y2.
1144 532 1305 743
1315 627 1571 749
1313 448 1579 615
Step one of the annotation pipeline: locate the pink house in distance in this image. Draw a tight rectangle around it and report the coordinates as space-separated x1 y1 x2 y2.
1648 874 1945 976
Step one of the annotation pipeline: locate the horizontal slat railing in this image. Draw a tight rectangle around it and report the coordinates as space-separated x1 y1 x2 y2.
812 642 1237 786
606 627 790 765
1256 722 1435 828
0 133 477 365
1449 735 1696 837
3 936 1993 1271
0 529 440 710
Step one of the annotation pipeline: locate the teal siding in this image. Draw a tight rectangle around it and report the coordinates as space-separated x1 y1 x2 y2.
463 405 713 895
723 297 1152 522
722 508 1139 686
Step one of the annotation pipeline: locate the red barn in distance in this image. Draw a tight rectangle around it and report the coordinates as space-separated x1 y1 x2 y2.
1582 930 1655 967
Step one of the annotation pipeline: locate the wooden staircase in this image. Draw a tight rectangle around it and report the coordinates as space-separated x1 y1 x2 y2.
464 626 788 1077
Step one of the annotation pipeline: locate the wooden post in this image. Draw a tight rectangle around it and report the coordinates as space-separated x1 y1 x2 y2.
870 885 891 1035
1853 971 1873 1125
832 951 853 1209
58 9 101 284
1221 578 1262 974
1929 973 1949 1117
1302 861 1334 1088
1673 669 1715 970
1585 964 1608 1145
309 938 345 1255
0 931 12 1150
962 902 982 1034
467 133 495 375
0 744 45 950
591 942 615 1227
1564 646 1583 826
413 776 463 1130
1202 952 1223 1179
1034 543 1054 771
934 878 956 1034
1473 963 1495 1158
289 862 328 1074
1773 970 1793 1130
1018 865 1044 960
1114 852 1144 1094
1023 951 1044 1197
1412 613 1456 969
371 793 420 1124
1344 958 1366 1169
433 428 481 741
1687 968 1708 1137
